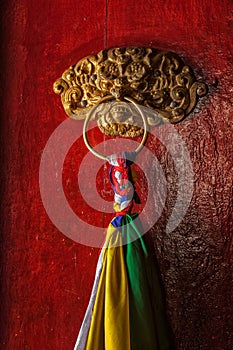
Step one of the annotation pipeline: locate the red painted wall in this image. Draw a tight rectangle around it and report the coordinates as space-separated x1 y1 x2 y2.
1 1 232 349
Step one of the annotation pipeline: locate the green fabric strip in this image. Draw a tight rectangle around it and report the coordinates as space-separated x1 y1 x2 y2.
122 214 173 350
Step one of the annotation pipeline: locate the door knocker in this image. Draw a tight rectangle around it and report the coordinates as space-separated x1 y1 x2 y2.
53 47 207 350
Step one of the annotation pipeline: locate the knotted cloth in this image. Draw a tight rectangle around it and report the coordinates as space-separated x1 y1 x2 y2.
74 152 172 350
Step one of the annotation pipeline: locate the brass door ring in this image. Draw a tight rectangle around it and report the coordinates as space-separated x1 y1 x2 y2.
83 96 148 160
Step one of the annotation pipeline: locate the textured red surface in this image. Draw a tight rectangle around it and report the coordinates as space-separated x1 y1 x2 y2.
1 1 232 349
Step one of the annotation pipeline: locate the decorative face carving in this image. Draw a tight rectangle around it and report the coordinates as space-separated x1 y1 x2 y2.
54 47 207 136
96 101 144 137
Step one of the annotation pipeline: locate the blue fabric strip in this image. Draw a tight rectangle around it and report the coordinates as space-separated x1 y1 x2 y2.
111 216 124 228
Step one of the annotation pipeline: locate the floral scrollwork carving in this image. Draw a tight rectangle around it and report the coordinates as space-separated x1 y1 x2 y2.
54 47 207 136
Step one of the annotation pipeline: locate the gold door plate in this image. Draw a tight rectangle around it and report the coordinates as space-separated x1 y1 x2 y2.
54 47 207 137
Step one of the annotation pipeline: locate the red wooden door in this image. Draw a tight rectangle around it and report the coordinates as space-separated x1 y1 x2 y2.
1 1 232 349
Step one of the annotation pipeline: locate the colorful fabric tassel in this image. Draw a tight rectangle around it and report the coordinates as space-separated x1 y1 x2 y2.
74 152 172 350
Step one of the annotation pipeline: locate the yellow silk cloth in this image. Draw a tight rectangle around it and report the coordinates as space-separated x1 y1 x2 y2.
85 224 131 350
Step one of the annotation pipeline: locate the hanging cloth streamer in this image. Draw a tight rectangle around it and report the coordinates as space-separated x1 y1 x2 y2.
74 151 173 350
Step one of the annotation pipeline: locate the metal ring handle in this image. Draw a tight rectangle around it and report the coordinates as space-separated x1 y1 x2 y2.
83 96 148 161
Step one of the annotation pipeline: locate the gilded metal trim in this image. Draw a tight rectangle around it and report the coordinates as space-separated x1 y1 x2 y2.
54 47 207 136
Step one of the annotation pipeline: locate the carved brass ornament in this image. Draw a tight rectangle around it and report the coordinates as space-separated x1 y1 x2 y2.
54 47 207 137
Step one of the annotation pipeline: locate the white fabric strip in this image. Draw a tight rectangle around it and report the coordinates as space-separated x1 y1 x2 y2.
73 247 104 350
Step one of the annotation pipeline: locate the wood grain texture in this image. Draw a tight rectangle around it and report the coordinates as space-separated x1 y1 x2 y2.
0 0 232 349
